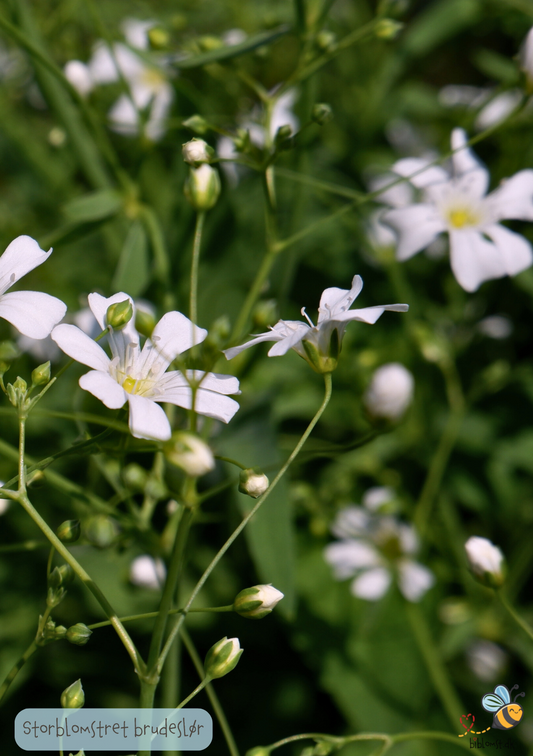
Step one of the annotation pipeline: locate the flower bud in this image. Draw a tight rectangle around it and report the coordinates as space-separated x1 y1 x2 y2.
66 623 93 646
239 469 269 498
135 303 157 338
274 124 293 151
31 361 51 387
182 138 214 166
363 363 414 421
84 514 119 549
374 18 403 39
123 463 148 491
311 103 333 125
233 584 284 619
41 618 67 644
165 432 215 477
48 564 74 589
252 299 277 329
106 299 133 330
184 164 221 211
182 114 210 135
204 637 243 679
129 555 166 590
61 679 85 709
315 30 337 52
56 520 81 544
148 26 170 50
7 376 28 407
465 536 506 588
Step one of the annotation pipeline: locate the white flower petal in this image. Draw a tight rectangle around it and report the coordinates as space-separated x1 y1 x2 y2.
398 560 435 602
449 228 507 292
351 567 391 601
223 329 283 359
79 370 127 409
324 540 381 578
450 128 489 196
127 393 171 440
318 275 363 321
487 170 533 222
334 303 409 325
52 324 111 371
108 94 139 135
330 506 371 538
87 292 140 363
0 236 53 296
268 323 309 356
392 158 448 189
0 291 66 339
187 370 240 396
383 205 446 260
138 312 207 376
150 372 240 424
483 224 533 277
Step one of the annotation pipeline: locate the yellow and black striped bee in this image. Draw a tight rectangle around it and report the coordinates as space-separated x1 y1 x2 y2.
482 684 525 731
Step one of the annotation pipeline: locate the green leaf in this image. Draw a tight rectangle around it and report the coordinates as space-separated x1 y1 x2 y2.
173 25 290 69
112 221 150 297
472 48 520 85
402 0 480 58
63 190 122 223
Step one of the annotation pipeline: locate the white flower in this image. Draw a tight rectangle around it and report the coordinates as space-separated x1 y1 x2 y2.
51 292 240 441
465 536 505 587
364 362 414 421
224 275 408 373
233 584 284 618
477 315 513 339
64 60 93 97
520 26 533 87
165 432 215 477
129 555 166 589
0 236 66 339
324 500 434 602
383 128 533 291
466 640 508 683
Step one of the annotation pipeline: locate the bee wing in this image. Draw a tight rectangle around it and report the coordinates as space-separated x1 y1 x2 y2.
494 685 511 704
482 693 504 712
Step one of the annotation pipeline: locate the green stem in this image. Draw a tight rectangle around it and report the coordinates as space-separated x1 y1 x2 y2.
159 373 333 668
230 248 278 342
190 211 206 327
497 590 533 643
405 603 463 730
176 678 209 709
87 605 234 630
0 640 38 704
180 627 240 756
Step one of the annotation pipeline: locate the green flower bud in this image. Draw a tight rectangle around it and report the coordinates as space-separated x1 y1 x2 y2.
274 124 293 151
252 299 277 329
7 376 28 408
84 514 119 549
31 361 51 387
123 463 148 491
67 623 93 646
41 618 67 643
184 165 221 211
135 306 156 338
148 26 170 50
61 679 85 709
182 138 214 166
315 30 337 52
233 584 284 619
374 18 403 39
165 432 215 477
48 564 74 590
56 520 81 544
311 103 333 125
239 469 269 498
182 114 210 135
204 637 243 679
106 299 133 330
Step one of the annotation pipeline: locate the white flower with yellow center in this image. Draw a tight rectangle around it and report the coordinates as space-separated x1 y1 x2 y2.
51 292 240 441
383 128 533 291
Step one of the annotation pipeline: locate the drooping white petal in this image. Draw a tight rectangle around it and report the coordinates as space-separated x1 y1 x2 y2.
333 303 409 325
487 170 533 222
223 329 283 359
318 275 363 321
383 205 446 260
397 560 435 602
351 567 391 601
193 387 240 423
392 157 448 189
448 228 507 292
324 541 381 579
52 324 111 371
268 322 310 356
450 128 489 196
185 370 240 396
79 370 127 409
0 236 53 296
138 311 207 376
483 224 533 277
127 393 172 440
0 291 67 339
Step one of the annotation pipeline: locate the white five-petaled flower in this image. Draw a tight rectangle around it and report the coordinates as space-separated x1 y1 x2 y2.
324 501 434 602
0 236 66 339
224 275 408 373
51 292 240 441
383 128 533 292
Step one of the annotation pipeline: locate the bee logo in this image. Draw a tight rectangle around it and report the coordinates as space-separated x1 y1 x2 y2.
482 684 525 731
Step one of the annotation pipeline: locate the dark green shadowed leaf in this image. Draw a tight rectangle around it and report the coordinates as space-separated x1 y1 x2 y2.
113 221 150 297
63 190 123 224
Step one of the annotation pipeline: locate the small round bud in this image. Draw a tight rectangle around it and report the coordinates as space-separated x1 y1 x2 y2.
7 376 28 408
106 299 134 330
184 164 221 211
31 361 51 387
49 564 74 590
311 103 333 125
182 138 214 166
374 18 403 39
56 520 81 544
233 584 284 619
316 30 337 52
465 536 506 588
182 114 210 135
129 555 166 590
123 463 148 491
363 363 414 421
239 469 269 498
274 124 293 151
204 637 243 679
66 623 93 646
61 679 85 709
148 26 170 50
84 514 119 549
165 432 215 477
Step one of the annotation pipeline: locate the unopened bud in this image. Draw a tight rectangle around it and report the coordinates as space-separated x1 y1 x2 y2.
239 469 269 498
252 299 277 329
204 637 243 679
61 679 85 709
123 464 148 491
7 376 28 407
465 536 506 588
374 18 403 39
274 124 293 150
182 114 210 135
48 564 74 590
106 299 133 330
148 26 170 50
311 103 333 125
84 514 119 549
56 520 81 544
165 432 215 477
233 584 284 619
316 30 337 52
184 165 221 211
363 363 414 421
66 623 93 646
135 304 156 338
182 138 214 166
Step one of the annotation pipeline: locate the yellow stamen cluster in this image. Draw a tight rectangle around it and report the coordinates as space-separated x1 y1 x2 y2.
447 207 481 229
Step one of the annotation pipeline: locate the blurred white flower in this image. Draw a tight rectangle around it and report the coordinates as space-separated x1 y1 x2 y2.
520 26 533 88
439 85 523 132
383 128 533 291
17 333 62 363
324 499 434 602
248 89 299 148
64 60 93 97
362 486 395 513
477 315 513 339
165 432 215 477
364 362 414 421
0 482 9 516
465 536 505 587
466 639 508 683
130 555 166 589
